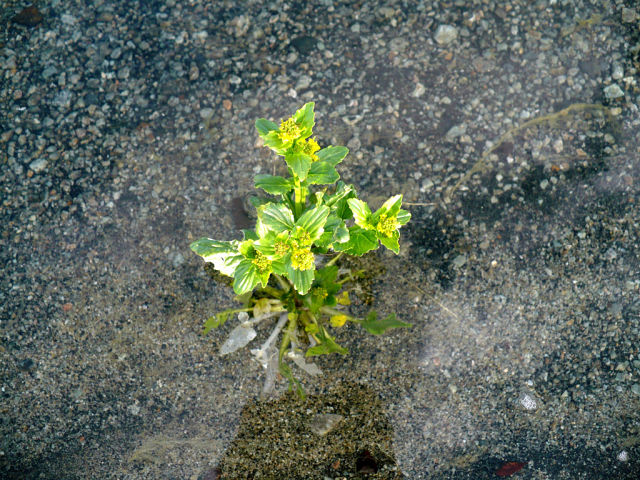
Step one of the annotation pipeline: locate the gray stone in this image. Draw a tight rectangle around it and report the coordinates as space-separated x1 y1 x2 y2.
622 8 637 23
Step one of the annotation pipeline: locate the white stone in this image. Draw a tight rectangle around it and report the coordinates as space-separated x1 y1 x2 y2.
29 159 48 173
412 82 426 98
604 84 624 99
434 25 457 45
219 324 257 355
519 393 537 410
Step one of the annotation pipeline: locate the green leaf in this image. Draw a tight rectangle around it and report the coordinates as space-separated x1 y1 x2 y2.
190 238 235 258
286 262 315 294
259 203 295 233
397 209 411 225
249 196 271 210
263 130 286 152
254 174 292 195
334 222 349 243
317 146 349 166
285 153 312 181
314 265 339 286
307 161 340 185
190 238 242 276
373 194 403 220
325 181 354 207
255 118 278 137
254 230 276 255
295 205 329 240
233 259 261 295
333 227 378 255
279 361 306 399
202 309 236 335
378 230 400 254
271 256 287 275
293 102 315 138
360 311 412 335
347 198 372 228
242 229 259 241
305 328 348 356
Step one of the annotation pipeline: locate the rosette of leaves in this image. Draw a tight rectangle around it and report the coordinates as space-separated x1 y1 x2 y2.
190 103 412 396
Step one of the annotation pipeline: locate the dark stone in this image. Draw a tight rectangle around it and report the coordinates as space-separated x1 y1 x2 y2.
12 6 43 27
17 358 34 371
291 36 316 55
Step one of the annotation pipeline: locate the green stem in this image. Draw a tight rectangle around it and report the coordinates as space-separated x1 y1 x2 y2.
257 285 286 298
319 306 356 320
325 252 344 267
273 274 291 292
337 269 365 285
279 314 297 362
293 177 306 218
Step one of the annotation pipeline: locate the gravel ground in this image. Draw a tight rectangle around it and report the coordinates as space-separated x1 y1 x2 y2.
2 0 640 479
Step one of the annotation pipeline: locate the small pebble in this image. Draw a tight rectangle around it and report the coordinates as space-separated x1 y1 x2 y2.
308 413 343 436
434 25 457 45
519 393 537 410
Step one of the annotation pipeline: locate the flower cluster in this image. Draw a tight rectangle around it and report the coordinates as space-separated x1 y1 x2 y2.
190 103 412 397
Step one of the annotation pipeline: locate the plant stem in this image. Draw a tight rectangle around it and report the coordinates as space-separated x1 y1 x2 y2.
325 252 344 267
293 177 306 218
319 306 356 320
273 274 291 292
258 285 285 298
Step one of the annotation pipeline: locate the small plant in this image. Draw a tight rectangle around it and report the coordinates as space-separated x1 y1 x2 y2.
190 103 411 397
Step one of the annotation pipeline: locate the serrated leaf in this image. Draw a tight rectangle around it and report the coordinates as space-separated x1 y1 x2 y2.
296 205 329 240
254 174 293 195
317 146 349 166
333 226 378 256
347 198 372 228
190 238 236 257
373 194 403 220
263 130 286 152
260 203 295 233
190 238 242 276
305 329 348 356
360 311 412 335
378 230 400 254
334 221 349 243
255 118 278 137
307 161 340 185
202 310 234 335
233 259 261 295
314 265 339 286
286 262 315 294
285 153 312 181
397 209 411 225
242 229 259 241
293 102 315 138
325 181 354 206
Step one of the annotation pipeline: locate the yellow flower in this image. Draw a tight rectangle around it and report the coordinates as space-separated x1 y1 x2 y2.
274 239 290 257
330 314 348 327
278 118 302 143
251 251 272 274
291 247 314 271
295 137 320 161
376 213 399 237
294 229 312 246
312 287 328 300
